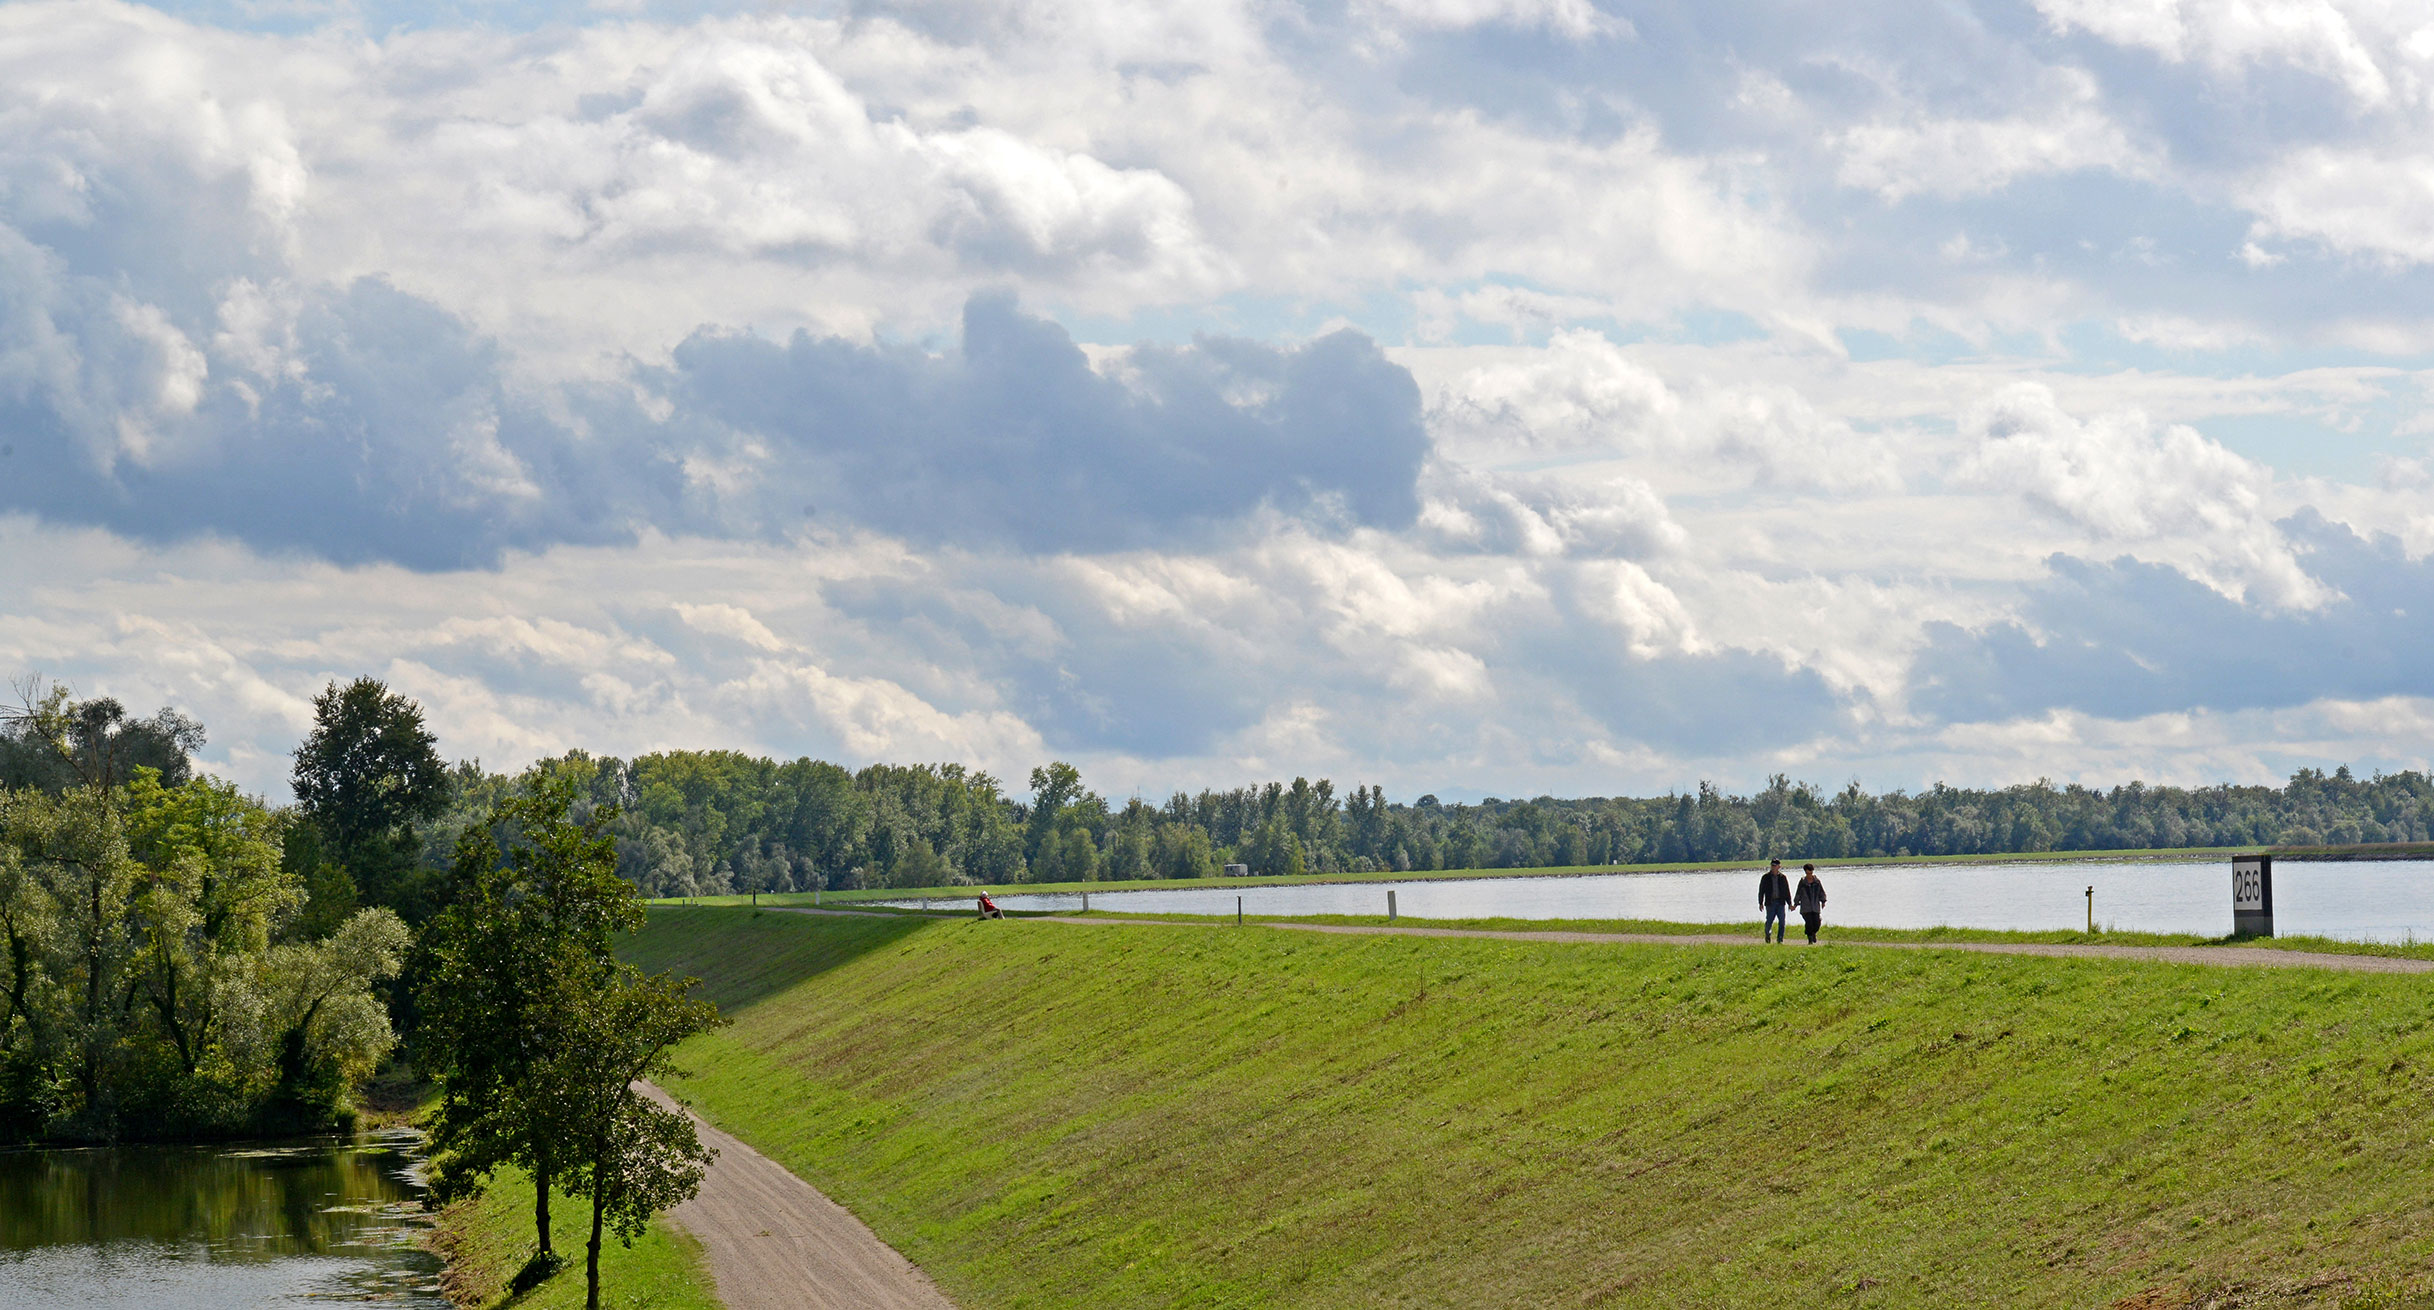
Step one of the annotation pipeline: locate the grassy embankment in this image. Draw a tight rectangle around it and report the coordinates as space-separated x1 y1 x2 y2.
431 1164 722 1310
655 841 2434 909
631 905 2434 1308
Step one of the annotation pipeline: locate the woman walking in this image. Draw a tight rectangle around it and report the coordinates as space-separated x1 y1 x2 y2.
1793 863 1827 944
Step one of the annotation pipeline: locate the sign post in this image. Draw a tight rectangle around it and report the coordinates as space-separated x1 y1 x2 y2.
2232 854 2274 938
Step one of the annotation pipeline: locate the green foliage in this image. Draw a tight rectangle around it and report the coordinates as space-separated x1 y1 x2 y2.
637 909 2434 1307
0 766 401 1140
0 681 205 794
433 1163 719 1310
419 775 723 1309
547 962 721 1310
291 677 450 923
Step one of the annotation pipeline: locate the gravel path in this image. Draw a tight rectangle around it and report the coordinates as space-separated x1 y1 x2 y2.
777 904 2434 972
1228 920 2434 972
638 1082 955 1310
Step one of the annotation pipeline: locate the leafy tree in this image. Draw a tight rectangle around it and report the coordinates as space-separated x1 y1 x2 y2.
419 775 645 1260
1 682 204 793
291 678 449 926
123 770 299 1080
257 908 409 1132
3 785 140 1125
545 961 721 1310
1025 762 1084 861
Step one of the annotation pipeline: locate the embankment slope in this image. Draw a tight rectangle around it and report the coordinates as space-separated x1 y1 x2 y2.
631 907 2434 1308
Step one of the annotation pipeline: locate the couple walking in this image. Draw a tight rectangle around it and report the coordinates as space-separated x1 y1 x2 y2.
1757 859 1826 944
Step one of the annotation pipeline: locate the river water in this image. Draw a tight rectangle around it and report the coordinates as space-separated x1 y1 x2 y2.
0 1128 447 1308
898 858 2434 941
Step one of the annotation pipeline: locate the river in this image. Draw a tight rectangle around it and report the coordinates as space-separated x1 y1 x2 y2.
0 1128 447 1308
890 857 2434 941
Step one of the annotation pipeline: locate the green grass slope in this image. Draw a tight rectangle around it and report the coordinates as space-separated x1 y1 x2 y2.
630 907 2434 1308
433 1164 722 1310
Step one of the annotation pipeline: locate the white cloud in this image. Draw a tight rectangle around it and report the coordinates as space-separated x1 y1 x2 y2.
1354 0 1624 41
1954 382 2329 608
1835 68 2151 200
2037 0 2391 106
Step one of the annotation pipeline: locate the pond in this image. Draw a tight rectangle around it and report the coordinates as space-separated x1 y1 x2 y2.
0 1128 447 1308
894 858 2434 942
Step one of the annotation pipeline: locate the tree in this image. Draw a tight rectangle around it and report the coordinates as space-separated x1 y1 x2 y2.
291 678 450 926
2 681 204 793
257 908 409 1131
545 961 721 1310
2 785 140 1126
123 770 299 1081
1025 762 1084 861
419 775 645 1261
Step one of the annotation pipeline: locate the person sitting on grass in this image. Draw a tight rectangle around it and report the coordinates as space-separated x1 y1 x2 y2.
1758 859 1792 944
978 892 1005 920
1794 863 1827 944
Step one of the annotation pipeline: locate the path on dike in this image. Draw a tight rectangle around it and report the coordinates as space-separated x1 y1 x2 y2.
637 1081 957 1310
774 905 2434 973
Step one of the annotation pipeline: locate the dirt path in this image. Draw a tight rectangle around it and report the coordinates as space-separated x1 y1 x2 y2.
781 906 2434 974
638 1082 955 1310
1218 920 2434 972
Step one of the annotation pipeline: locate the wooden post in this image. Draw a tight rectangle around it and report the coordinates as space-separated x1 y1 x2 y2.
1082 891 1090 914
2085 886 2094 935
1388 889 1397 922
1237 895 1243 927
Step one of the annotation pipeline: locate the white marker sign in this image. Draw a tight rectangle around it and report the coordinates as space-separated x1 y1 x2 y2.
2231 854 2274 938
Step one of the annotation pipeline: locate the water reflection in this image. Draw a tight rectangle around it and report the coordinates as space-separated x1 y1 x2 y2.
0 1129 446 1308
887 858 2434 942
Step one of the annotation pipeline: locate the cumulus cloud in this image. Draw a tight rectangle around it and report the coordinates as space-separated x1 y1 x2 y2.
1953 383 2328 608
1834 68 2151 200
14 0 2434 804
1910 513 2434 724
2036 0 2392 105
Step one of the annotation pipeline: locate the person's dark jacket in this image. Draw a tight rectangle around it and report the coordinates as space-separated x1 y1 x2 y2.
1758 870 1791 909
1793 874 1827 915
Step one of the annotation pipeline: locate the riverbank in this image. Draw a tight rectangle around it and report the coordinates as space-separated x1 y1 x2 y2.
650 840 2434 908
630 905 2434 1307
431 1164 722 1309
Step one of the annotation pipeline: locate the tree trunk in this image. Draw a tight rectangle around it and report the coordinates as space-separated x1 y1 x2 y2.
533 1159 553 1257
585 1155 606 1310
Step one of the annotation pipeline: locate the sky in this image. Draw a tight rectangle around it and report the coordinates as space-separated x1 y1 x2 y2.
7 0 2434 804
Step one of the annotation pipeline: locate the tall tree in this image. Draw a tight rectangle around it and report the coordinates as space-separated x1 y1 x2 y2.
291 678 449 926
419 775 644 1261
122 770 299 1078
546 960 721 1310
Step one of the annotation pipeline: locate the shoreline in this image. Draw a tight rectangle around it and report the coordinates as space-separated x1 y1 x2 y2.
654 840 2434 909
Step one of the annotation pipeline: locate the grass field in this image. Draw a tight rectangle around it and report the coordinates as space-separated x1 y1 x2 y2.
629 905 2434 1308
431 1164 722 1310
648 841 2434 909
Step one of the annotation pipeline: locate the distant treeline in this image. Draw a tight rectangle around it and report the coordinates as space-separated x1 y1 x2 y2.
415 751 2434 896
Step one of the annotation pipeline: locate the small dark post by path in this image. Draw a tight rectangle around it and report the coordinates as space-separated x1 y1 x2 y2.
1388 889 1397 923
2085 886 2093 934
1237 895 1243 927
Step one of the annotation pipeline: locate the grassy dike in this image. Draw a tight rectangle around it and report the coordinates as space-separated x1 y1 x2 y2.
431 1163 722 1309
630 906 2434 1308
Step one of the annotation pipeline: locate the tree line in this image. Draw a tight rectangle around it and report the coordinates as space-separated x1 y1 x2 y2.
407 749 2434 896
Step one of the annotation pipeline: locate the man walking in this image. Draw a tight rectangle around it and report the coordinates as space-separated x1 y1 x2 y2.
1794 863 1828 944
1758 859 1792 943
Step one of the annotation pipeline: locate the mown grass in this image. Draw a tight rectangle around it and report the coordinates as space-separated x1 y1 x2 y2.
432 1164 721 1310
629 906 2434 1308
